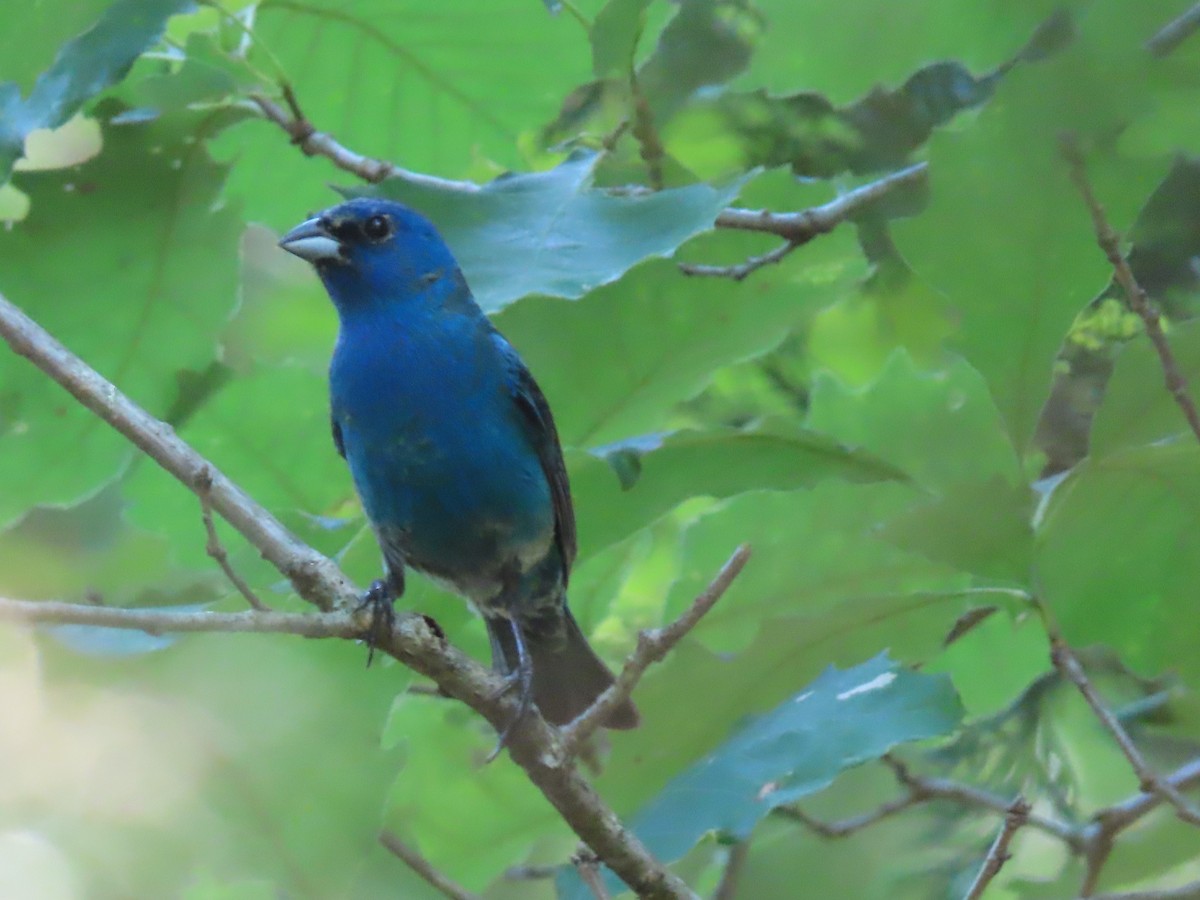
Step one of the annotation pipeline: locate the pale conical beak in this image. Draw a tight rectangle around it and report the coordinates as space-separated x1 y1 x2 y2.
279 217 344 263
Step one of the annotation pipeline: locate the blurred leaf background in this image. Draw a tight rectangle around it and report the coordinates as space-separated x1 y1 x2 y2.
3 0 1200 897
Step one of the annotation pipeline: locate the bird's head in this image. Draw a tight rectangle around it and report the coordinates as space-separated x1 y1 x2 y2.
279 198 462 311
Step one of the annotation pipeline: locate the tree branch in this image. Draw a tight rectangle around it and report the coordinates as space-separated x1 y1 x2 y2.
379 830 480 900
1060 135 1200 445
573 850 612 900
1146 3 1200 56
0 596 358 637
558 544 752 758
712 842 749 900
1050 639 1200 829
678 240 799 282
962 798 1030 900
780 754 1083 850
249 88 479 193
198 469 271 611
0 290 694 900
250 80 924 284
679 163 928 280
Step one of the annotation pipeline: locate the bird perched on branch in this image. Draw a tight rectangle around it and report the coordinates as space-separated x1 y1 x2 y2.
279 198 638 742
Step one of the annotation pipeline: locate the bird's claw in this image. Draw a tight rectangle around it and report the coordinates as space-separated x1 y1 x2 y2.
485 650 535 763
358 579 396 667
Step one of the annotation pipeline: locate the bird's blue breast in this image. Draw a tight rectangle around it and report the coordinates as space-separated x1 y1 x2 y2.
330 303 555 597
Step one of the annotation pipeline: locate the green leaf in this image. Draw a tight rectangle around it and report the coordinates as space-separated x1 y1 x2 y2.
741 0 1075 104
0 115 242 526
659 484 967 652
881 478 1036 583
121 363 349 572
0 0 190 181
591 0 650 76
1090 320 1200 457
252 0 590 176
589 654 962 885
894 17 1170 455
382 698 564 890
806 350 1021 490
1037 442 1200 682
496 230 866 447
570 422 907 557
125 33 267 113
363 152 748 312
0 0 115 92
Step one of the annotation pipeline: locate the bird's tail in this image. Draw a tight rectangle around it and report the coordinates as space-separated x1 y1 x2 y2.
487 608 639 730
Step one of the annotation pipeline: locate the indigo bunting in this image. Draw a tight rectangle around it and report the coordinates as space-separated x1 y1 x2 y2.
280 198 638 735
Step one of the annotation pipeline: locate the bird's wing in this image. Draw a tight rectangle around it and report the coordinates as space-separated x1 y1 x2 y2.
332 417 346 459
491 332 577 579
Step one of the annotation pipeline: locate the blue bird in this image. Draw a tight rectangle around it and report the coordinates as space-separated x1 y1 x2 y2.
279 198 639 736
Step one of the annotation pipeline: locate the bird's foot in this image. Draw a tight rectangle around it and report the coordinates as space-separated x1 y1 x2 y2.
358 579 396 667
485 644 535 763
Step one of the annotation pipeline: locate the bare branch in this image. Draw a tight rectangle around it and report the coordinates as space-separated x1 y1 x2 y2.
197 467 271 611
679 240 799 281
885 756 1084 850
503 864 558 881
0 292 356 613
559 544 752 758
248 90 478 193
963 797 1030 900
1060 135 1200 445
379 830 480 900
0 596 358 638
712 843 749 900
251 80 923 285
573 850 611 900
681 163 928 280
1100 758 1200 833
1146 3 1200 56
713 163 927 241
1051 639 1200 829
0 291 693 900
777 792 925 839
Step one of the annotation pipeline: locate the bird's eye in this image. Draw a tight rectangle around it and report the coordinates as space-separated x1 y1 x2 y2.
363 215 391 242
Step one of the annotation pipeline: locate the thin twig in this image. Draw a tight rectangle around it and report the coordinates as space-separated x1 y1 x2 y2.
196 467 271 611
778 792 925 839
962 797 1030 900
1099 757 1200 833
573 850 611 900
251 83 922 284
712 842 749 900
0 293 356 613
503 864 558 881
1146 2 1200 56
1060 135 1200 445
678 240 798 281
0 291 694 900
885 756 1083 850
379 830 480 900
681 164 928 280
0 596 359 637
559 545 752 758
248 91 478 193
1051 639 1200 829
630 75 664 191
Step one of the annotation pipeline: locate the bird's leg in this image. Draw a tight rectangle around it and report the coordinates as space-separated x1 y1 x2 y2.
358 566 404 667
486 617 534 761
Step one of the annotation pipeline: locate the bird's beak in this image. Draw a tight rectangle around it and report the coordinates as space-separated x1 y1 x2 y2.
279 217 344 263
